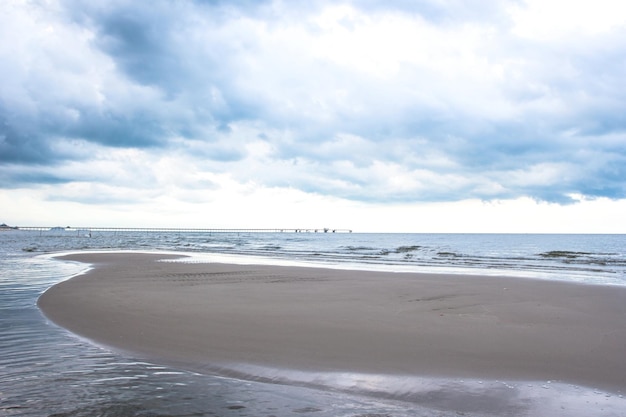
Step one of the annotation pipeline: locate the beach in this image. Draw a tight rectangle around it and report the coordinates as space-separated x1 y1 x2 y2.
38 252 626 396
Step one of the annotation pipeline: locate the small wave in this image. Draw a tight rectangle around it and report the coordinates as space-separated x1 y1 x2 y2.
260 245 282 250
437 251 462 257
537 251 626 269
539 251 594 259
343 246 377 251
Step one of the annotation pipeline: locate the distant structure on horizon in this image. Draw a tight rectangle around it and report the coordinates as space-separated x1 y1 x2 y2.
10 226 353 234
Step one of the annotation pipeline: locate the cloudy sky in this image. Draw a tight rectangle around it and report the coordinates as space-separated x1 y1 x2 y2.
1 0 625 232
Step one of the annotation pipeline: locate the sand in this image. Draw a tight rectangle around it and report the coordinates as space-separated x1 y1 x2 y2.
38 252 626 394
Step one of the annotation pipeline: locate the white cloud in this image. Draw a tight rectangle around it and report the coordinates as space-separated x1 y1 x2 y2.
510 0 626 39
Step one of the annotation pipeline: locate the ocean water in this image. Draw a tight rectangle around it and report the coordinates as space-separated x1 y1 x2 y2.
1 230 626 416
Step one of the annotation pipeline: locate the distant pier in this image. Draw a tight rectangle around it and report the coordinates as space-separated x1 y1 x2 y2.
14 226 352 235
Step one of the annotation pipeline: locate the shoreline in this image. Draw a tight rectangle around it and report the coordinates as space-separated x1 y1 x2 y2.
38 252 626 395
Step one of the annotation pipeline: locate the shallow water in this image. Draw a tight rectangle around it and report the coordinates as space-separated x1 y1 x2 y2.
0 253 424 417
2 231 626 416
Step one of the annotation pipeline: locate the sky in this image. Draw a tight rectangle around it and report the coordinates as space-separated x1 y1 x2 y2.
1 0 626 232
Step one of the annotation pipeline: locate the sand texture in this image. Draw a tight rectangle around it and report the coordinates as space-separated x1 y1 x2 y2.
38 252 626 393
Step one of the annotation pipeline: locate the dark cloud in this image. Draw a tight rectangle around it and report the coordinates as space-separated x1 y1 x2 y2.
91 5 196 95
0 116 51 164
0 102 170 167
65 109 170 148
0 166 72 188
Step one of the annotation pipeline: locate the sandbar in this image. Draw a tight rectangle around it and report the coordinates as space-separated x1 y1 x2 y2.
38 252 626 394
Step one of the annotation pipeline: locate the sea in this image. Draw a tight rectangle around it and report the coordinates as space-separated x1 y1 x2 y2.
1 229 626 417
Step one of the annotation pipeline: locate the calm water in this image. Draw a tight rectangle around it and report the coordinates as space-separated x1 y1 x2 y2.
1 230 626 416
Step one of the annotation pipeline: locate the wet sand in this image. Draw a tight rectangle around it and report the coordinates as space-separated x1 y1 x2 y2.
38 252 626 394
